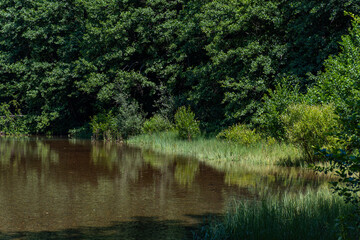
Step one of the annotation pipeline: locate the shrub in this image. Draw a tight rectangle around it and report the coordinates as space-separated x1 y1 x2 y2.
312 14 360 235
314 103 360 234
174 106 200 140
281 103 340 162
0 101 27 135
217 124 261 146
90 94 144 141
254 77 303 140
89 112 117 140
142 114 173 134
114 94 144 140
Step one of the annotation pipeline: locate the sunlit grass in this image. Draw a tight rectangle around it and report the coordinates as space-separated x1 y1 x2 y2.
127 131 303 166
194 187 358 240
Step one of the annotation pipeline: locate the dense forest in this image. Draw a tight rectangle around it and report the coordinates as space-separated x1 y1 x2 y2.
1 0 359 135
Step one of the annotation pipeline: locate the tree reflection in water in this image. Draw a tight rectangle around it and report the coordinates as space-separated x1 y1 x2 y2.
0 137 331 237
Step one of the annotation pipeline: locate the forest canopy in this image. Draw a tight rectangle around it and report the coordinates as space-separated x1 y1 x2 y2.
0 0 359 134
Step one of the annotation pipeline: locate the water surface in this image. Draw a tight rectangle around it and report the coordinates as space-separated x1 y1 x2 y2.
0 138 328 239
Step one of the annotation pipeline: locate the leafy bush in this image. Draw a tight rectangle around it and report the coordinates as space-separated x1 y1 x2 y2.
90 94 144 141
314 102 360 234
255 77 303 140
174 106 200 140
313 103 360 235
311 14 360 236
281 103 340 162
0 101 27 135
114 93 144 140
142 114 173 134
217 124 261 146
90 112 117 140
306 12 360 113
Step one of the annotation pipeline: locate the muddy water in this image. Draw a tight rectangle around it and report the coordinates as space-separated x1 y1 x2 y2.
0 138 328 239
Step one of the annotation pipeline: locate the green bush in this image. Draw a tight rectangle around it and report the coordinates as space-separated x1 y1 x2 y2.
281 103 340 162
217 124 261 146
90 94 144 141
0 101 28 135
314 102 360 233
255 77 303 140
142 114 173 134
89 112 117 140
114 94 144 140
174 106 200 141
312 14 360 235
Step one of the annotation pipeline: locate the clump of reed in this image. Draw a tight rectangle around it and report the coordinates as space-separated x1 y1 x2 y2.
194 188 358 240
127 132 303 166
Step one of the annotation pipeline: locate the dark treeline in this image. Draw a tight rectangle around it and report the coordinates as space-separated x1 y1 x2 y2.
0 0 359 134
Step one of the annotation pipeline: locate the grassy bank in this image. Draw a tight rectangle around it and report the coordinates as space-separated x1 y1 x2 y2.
127 132 357 240
194 188 357 240
127 132 304 166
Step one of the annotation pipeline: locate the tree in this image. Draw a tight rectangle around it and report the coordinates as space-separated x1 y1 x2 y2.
312 13 360 233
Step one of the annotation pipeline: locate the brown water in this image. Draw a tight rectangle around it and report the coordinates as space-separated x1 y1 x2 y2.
0 138 328 239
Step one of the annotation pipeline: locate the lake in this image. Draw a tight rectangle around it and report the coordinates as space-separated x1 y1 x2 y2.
0 138 328 239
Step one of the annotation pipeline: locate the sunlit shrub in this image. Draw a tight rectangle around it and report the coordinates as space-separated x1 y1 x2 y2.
174 106 200 140
142 114 173 134
281 103 340 162
254 77 303 140
217 124 261 146
266 136 278 146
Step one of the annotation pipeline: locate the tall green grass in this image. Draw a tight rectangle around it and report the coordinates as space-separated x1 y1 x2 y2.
127 132 303 166
194 188 358 240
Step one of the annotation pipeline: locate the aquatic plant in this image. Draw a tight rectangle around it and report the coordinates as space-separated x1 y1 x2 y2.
194 188 357 240
127 132 302 166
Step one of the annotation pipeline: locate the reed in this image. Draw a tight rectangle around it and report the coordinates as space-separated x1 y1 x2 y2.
194 188 357 240
127 132 303 166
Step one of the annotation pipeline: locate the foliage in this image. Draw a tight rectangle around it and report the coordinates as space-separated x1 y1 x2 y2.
194 189 358 240
315 150 360 235
308 14 360 236
142 114 173 134
128 131 303 166
187 0 358 127
90 112 117 141
113 93 145 140
174 106 200 141
280 103 340 162
0 0 358 134
89 93 144 141
0 101 27 135
217 124 261 146
313 84 360 234
255 77 303 140
315 149 360 205
307 12 360 112
68 124 92 139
